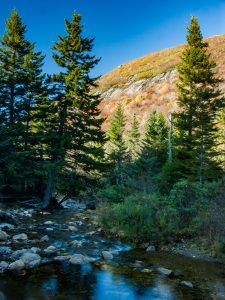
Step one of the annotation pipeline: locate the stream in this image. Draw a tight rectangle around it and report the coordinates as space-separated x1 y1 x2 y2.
0 202 225 300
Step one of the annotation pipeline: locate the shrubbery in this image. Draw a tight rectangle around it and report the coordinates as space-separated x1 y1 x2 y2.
98 179 225 248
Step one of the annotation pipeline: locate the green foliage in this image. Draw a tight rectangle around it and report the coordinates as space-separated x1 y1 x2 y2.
105 103 127 184
126 114 141 161
174 16 224 182
0 9 46 195
142 110 169 165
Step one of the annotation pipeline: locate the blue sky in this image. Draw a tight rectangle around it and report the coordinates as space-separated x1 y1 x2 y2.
0 0 225 76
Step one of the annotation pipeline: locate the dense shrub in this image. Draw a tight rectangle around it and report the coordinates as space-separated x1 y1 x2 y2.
98 179 225 247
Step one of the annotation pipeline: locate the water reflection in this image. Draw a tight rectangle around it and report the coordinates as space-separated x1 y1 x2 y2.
0 262 198 300
93 270 177 300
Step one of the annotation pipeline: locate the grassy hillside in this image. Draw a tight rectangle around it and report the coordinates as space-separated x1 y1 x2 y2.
97 34 225 130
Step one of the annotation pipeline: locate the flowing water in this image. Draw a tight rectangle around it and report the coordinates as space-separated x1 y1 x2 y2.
0 204 225 300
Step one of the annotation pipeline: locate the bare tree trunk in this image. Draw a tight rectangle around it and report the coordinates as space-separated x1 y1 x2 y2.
42 169 54 209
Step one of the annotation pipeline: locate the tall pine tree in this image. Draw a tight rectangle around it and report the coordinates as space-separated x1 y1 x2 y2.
41 11 105 207
174 16 224 182
0 9 46 195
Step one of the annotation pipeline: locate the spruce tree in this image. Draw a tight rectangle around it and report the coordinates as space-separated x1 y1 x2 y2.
142 110 168 165
41 11 105 206
175 16 224 182
106 103 127 184
126 114 140 161
0 9 46 194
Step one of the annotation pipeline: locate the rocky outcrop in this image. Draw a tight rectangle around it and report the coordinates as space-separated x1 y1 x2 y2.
97 34 225 131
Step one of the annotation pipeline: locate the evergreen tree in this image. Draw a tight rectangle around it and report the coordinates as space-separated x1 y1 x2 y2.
142 110 168 165
41 11 105 207
106 103 127 184
0 9 46 194
126 114 140 162
174 16 224 182
127 110 168 193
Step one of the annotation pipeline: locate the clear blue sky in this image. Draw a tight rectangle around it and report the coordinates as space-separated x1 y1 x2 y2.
0 0 225 76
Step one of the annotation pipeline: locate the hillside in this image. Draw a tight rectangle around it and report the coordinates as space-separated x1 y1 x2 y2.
97 34 225 130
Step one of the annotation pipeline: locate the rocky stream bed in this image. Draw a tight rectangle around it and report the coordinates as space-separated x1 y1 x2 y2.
0 201 225 300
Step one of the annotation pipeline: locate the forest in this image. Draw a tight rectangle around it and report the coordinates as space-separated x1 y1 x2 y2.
0 9 225 255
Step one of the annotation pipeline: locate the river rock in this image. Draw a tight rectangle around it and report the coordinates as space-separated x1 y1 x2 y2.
12 233 28 241
9 259 25 272
54 255 71 262
31 247 41 253
0 223 14 230
0 246 12 255
146 245 156 252
101 251 113 260
158 267 173 277
46 228 53 231
0 230 9 241
69 254 94 265
0 261 9 271
68 226 78 232
44 246 57 254
180 281 194 288
11 248 40 260
44 221 54 225
20 253 41 268
40 235 49 242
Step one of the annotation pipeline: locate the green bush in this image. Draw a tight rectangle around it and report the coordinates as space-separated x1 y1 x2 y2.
96 185 126 203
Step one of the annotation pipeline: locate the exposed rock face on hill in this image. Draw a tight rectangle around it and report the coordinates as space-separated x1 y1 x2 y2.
97 34 225 130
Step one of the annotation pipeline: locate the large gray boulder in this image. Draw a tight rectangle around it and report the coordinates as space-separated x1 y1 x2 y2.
0 230 8 241
12 233 28 241
20 253 41 269
0 246 12 256
11 248 39 260
69 254 94 265
9 260 25 272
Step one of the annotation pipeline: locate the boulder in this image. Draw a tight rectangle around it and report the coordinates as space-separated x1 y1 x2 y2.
44 246 57 254
0 230 8 241
68 226 78 232
146 245 156 252
0 261 9 271
9 259 25 272
21 252 41 268
11 248 39 260
101 251 113 260
46 228 53 231
180 281 194 288
12 233 28 241
44 221 54 225
30 247 41 254
40 235 49 242
69 254 94 265
158 267 173 277
0 246 12 256
0 223 14 230
54 255 71 262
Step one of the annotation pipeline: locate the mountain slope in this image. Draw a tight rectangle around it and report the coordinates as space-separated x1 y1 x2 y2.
97 34 225 130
